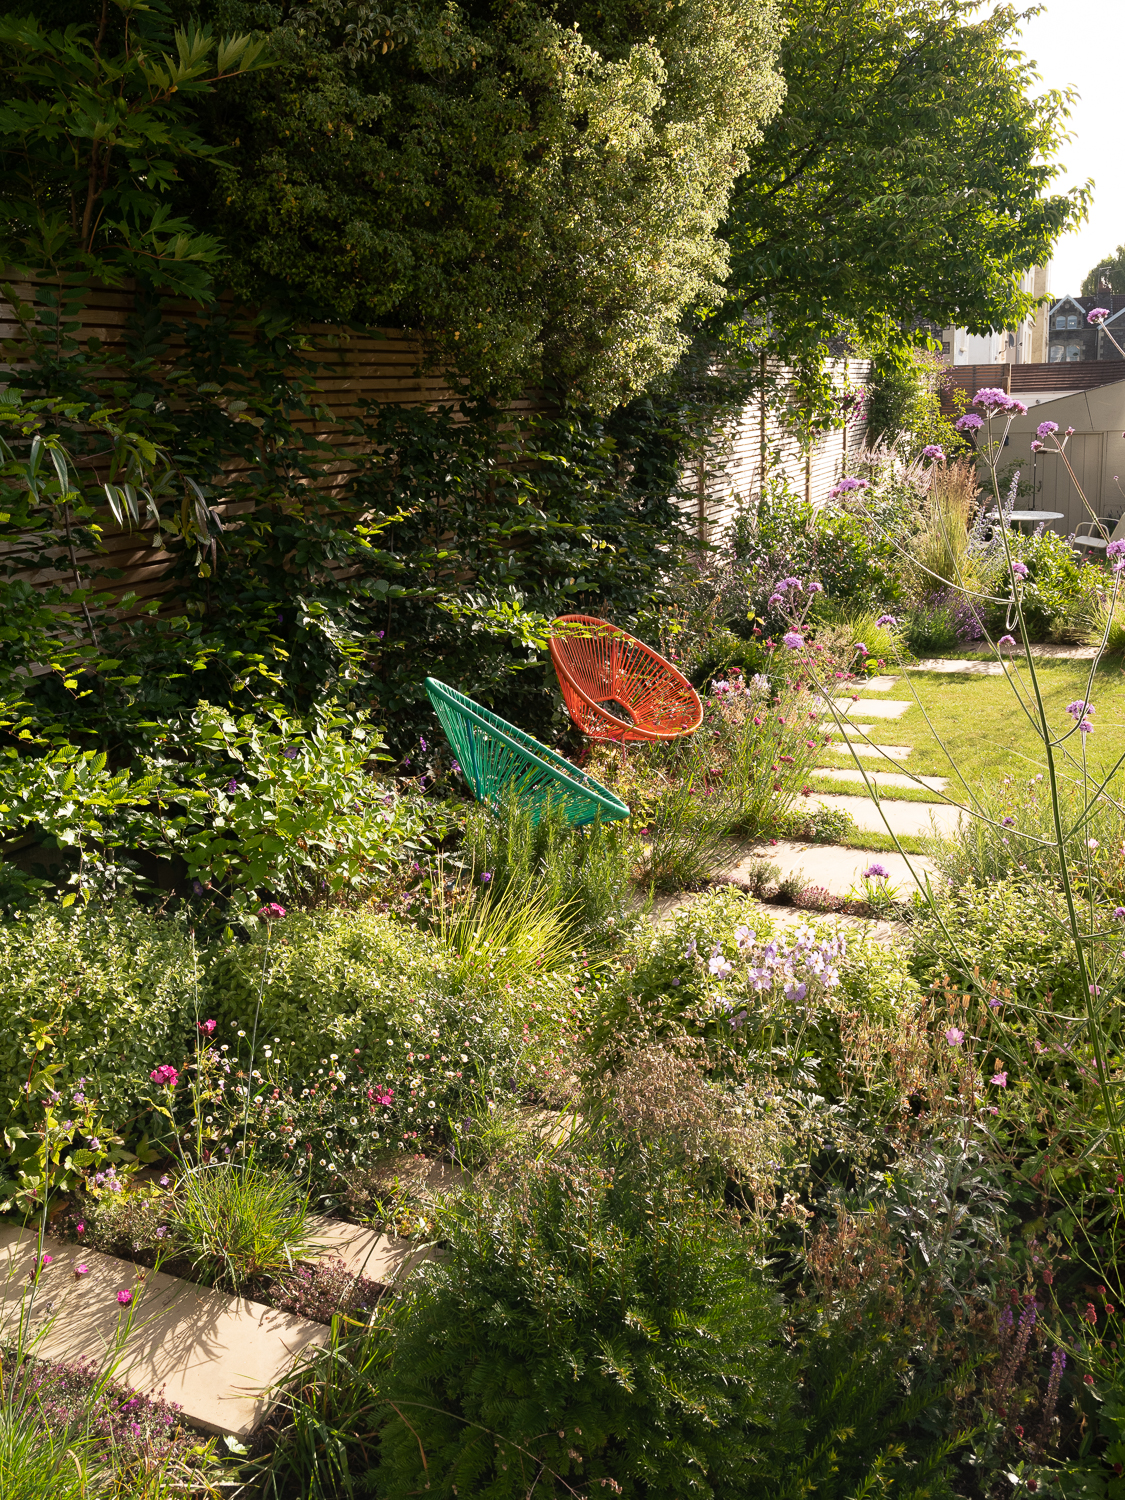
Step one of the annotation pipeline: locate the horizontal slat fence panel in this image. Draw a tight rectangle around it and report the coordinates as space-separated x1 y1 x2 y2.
0 274 474 610
685 357 872 544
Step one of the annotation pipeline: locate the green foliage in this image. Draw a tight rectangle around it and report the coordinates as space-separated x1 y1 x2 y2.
910 877 1088 1017
724 0 1085 373
169 1160 314 1292
0 2 269 295
731 478 902 625
372 1163 794 1500
187 0 783 403
989 529 1094 640
460 792 635 944
865 350 962 457
438 879 581 994
147 702 431 913
1082 246 1125 296
0 903 199 1138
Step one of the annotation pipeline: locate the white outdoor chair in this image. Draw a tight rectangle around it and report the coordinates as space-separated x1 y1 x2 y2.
1072 515 1125 555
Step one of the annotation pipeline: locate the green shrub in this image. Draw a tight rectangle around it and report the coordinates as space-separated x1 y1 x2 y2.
460 794 634 943
0 905 199 1135
910 877 1088 1016
984 530 1092 640
198 908 579 1168
373 1163 795 1500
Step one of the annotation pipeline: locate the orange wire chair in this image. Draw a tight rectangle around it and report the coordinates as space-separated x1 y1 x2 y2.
548 614 703 744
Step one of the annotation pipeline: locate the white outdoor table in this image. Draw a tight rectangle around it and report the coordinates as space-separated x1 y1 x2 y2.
985 510 1064 533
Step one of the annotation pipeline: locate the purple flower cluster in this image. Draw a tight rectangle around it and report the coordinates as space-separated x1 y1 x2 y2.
921 444 945 461
828 477 869 501
1087 307 1110 324
973 387 1028 415
694 924 845 1028
1066 699 1095 735
955 413 983 433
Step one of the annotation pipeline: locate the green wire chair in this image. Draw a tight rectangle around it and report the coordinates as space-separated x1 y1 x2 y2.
424 677 628 826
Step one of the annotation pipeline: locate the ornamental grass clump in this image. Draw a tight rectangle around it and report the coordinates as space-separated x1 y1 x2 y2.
168 1161 317 1293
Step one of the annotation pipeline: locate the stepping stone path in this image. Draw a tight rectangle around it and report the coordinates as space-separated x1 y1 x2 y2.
827 741 910 761
0 1219 437 1439
814 767 948 793
829 696 912 719
725 840 937 900
805 791 962 836
802 671 968 845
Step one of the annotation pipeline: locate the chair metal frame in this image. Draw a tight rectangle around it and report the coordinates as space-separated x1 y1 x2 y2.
424 677 628 825
548 614 703 744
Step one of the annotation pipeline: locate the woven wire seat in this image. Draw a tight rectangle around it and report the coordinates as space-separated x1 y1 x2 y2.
548 614 703 743
424 677 628 826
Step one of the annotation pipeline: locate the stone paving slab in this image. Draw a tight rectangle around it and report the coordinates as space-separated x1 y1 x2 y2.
827 741 911 761
830 698 913 720
0 1227 327 1439
724 840 939 898
306 1218 439 1282
813 767 948 792
909 658 1008 676
837 723 875 737
859 675 900 691
805 791 963 836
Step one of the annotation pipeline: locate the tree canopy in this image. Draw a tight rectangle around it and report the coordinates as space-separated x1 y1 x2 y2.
177 0 783 405
721 0 1088 372
1082 247 1125 296
0 0 269 296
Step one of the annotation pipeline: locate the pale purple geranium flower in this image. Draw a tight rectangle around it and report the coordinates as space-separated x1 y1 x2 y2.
945 1027 964 1046
955 413 984 432
783 631 805 650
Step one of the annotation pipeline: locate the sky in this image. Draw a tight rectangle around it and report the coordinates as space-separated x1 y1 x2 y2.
1016 0 1125 298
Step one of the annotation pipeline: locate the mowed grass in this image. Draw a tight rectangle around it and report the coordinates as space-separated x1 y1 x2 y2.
816 660 1125 802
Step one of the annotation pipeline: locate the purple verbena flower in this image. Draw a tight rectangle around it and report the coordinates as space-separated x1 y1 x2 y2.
955 413 984 432
862 863 889 879
1087 308 1110 324
1011 560 1029 578
1037 420 1059 439
921 444 945 460
783 631 805 650
875 614 897 627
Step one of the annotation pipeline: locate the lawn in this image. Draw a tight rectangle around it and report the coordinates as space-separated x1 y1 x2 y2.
817 659 1125 800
